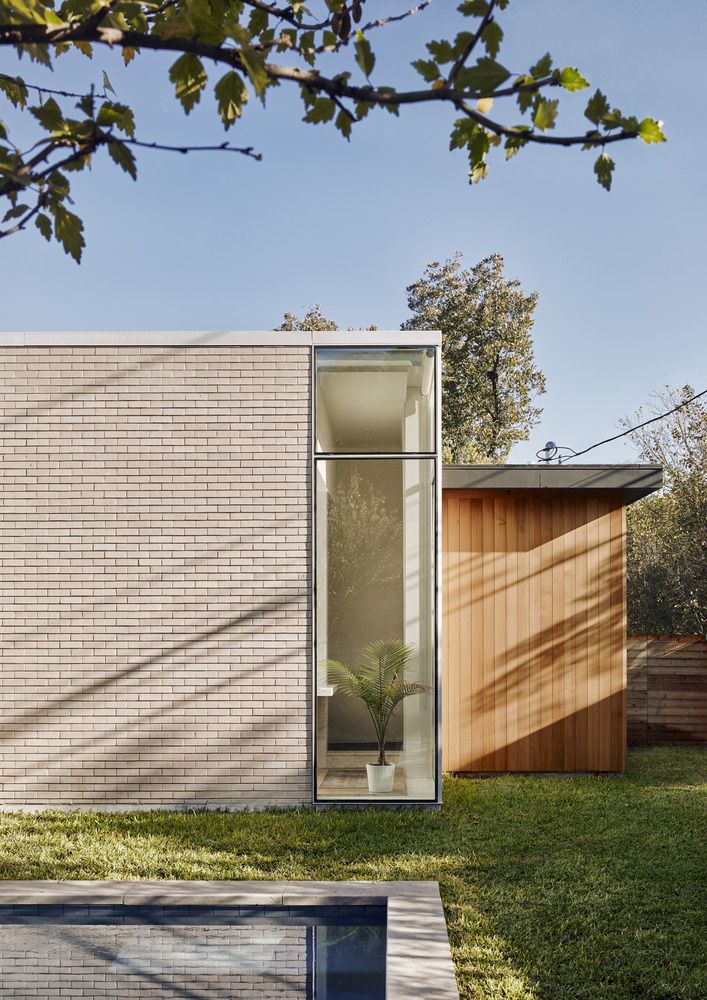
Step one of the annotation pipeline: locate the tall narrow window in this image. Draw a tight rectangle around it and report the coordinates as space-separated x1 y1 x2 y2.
314 347 439 802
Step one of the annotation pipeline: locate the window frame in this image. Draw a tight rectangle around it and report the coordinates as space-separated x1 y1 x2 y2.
311 342 442 806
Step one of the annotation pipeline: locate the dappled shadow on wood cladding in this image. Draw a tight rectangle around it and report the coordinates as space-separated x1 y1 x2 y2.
442 491 626 773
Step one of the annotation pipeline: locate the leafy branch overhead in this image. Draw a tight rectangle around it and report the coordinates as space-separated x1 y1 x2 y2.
0 0 666 260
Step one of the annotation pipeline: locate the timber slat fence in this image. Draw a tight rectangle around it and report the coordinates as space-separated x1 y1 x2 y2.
627 635 707 745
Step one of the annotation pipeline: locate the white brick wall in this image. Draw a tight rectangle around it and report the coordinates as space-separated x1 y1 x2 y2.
0 347 311 809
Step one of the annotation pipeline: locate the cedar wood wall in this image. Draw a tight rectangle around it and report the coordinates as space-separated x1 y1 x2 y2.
442 489 626 773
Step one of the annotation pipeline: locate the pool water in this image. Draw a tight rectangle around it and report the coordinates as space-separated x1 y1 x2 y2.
0 903 386 999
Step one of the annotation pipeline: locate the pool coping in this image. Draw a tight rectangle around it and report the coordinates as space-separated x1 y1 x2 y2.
0 879 459 999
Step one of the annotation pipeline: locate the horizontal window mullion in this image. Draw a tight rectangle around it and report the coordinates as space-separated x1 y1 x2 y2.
314 452 436 460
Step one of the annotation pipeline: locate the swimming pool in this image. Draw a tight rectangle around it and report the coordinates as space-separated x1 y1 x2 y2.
0 881 459 999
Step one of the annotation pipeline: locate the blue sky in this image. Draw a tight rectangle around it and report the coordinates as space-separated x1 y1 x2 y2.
1 0 705 463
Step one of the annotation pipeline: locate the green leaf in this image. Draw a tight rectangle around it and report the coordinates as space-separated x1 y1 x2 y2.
168 53 207 114
470 159 488 183
29 97 63 131
602 107 626 129
456 57 511 94
76 94 94 116
585 88 610 125
299 29 315 65
481 21 503 59
355 100 373 119
378 88 399 115
449 117 477 150
457 0 489 15
467 124 489 166
52 204 84 263
412 58 441 83
0 75 28 109
532 97 558 131
556 66 589 92
514 76 534 114
248 7 269 34
303 97 336 124
3 203 29 222
107 140 137 180
637 117 666 144
504 134 526 160
96 101 135 138
427 39 455 64
277 27 297 51
335 109 353 139
354 30 375 77
594 151 614 191
214 71 247 128
530 53 553 79
35 212 52 241
239 48 269 98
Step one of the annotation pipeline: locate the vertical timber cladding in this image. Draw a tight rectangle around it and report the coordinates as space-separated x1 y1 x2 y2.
442 490 627 773
0 345 311 809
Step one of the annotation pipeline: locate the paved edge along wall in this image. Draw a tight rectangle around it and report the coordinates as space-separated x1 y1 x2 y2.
0 345 311 809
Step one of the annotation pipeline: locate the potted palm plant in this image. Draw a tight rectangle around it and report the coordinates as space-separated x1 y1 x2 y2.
326 639 426 794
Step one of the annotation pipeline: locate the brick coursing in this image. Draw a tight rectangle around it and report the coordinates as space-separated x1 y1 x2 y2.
0 921 309 997
0 347 311 809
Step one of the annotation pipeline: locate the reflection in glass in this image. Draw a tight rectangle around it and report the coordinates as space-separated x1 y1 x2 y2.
315 459 436 801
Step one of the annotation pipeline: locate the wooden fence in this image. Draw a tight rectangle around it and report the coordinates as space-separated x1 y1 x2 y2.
627 635 707 745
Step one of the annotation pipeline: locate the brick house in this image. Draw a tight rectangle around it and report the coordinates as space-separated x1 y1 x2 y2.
0 332 661 810
0 332 442 808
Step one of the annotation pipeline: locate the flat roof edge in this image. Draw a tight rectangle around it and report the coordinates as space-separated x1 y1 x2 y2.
0 331 441 347
443 463 663 502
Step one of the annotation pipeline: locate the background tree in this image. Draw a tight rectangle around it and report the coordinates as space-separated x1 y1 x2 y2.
275 305 375 330
0 0 665 261
624 386 707 637
276 305 338 332
402 252 545 462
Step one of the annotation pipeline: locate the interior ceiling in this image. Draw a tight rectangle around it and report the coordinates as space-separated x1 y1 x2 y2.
320 370 410 449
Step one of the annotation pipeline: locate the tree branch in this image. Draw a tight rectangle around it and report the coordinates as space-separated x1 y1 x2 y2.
0 196 44 238
121 136 261 159
0 71 91 101
0 19 641 149
313 1 432 55
454 99 637 146
240 0 332 31
447 0 495 84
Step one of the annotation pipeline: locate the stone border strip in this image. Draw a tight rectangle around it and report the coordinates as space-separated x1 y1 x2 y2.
0 879 459 998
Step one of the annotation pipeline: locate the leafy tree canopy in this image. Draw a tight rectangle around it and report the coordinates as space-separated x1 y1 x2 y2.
276 305 339 332
403 252 545 462
625 386 707 638
0 0 665 260
275 304 376 330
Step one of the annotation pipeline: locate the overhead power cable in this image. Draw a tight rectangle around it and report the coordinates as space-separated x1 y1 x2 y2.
559 387 707 463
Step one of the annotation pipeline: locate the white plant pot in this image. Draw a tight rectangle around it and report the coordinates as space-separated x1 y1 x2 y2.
366 763 396 794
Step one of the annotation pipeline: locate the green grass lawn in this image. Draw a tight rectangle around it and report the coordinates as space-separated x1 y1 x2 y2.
0 747 705 999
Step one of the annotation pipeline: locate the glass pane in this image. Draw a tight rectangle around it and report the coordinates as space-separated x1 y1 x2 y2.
315 348 435 453
315 459 436 801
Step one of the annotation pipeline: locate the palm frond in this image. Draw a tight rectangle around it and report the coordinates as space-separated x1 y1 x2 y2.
321 640 429 764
